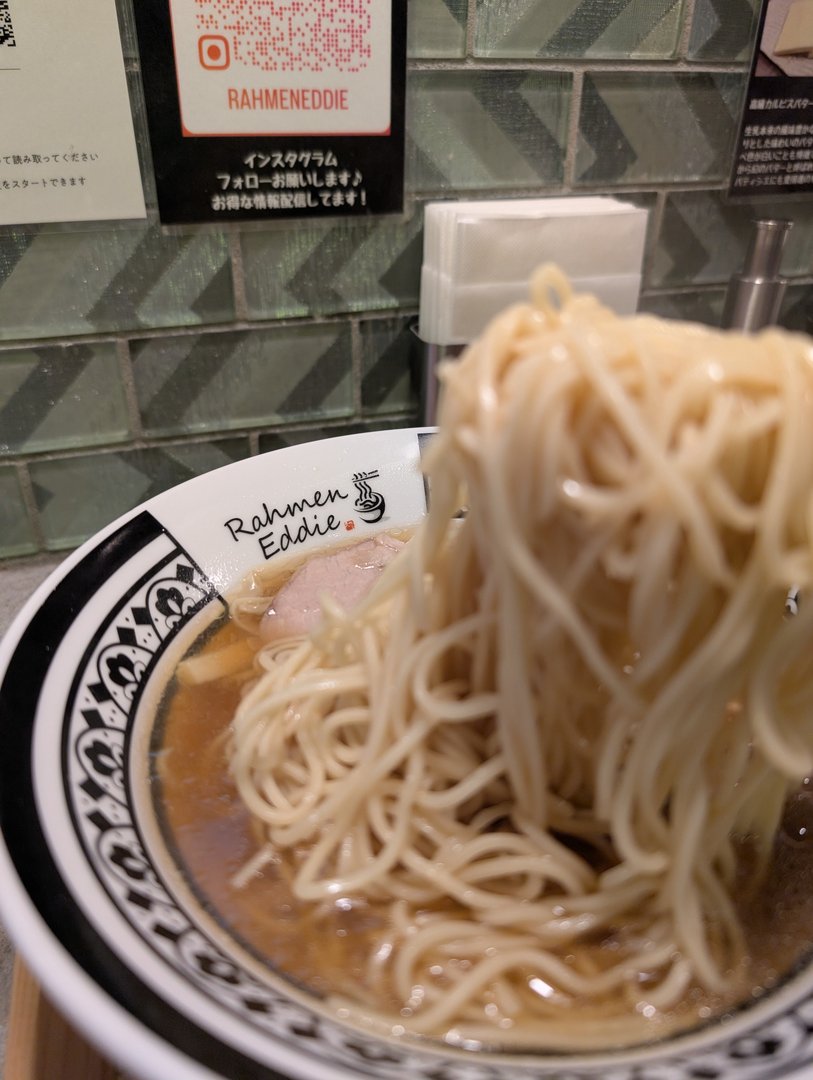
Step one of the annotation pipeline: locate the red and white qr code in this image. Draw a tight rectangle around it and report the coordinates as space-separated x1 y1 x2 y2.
194 0 373 74
0 0 16 47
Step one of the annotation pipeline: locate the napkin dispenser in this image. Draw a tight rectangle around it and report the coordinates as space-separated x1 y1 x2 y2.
416 197 649 421
418 197 649 346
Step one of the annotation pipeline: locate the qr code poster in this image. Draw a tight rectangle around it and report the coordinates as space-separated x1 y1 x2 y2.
0 0 146 226
133 0 405 223
169 0 391 136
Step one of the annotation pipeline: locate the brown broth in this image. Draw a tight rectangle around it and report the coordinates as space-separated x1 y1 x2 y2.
153 615 813 1045
153 618 391 1007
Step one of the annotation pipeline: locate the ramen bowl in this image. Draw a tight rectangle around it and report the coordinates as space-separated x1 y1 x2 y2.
1 428 813 1080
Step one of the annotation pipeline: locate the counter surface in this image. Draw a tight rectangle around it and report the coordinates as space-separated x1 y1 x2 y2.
0 555 64 1074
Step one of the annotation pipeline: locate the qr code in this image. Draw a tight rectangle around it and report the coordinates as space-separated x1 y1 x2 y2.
0 0 16 47
195 0 372 74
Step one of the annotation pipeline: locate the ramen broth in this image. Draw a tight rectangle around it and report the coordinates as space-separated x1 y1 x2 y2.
155 618 388 1004
153 555 813 1046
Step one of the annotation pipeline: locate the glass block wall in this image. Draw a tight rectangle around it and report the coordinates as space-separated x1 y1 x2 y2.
3 0 809 560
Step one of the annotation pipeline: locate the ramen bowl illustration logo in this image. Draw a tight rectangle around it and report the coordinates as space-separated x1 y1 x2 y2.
352 470 385 524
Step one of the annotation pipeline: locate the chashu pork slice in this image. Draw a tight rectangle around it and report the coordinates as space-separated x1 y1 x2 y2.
260 533 404 642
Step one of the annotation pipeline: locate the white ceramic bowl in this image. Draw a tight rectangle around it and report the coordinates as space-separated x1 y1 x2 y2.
2 428 813 1080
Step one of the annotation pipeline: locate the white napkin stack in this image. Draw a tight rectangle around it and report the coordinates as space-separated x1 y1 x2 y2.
418 197 649 346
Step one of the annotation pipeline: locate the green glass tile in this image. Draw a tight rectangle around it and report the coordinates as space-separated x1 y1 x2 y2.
258 416 418 455
132 324 353 437
0 342 130 456
0 224 234 341
258 426 346 453
409 0 467 57
650 191 813 287
360 315 419 415
30 439 248 551
407 70 570 193
638 288 726 326
0 467 37 557
240 207 424 319
575 73 745 186
687 0 758 61
475 0 683 59
779 283 813 334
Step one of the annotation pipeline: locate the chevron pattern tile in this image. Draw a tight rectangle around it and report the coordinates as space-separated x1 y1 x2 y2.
360 315 419 416
650 191 813 287
475 0 683 58
0 342 130 456
408 71 570 193
779 284 813 334
576 73 745 185
258 416 418 456
639 288 727 326
687 0 759 60
258 426 350 454
1 0 807 569
651 192 760 286
409 0 467 57
132 324 353 437
0 467 36 557
29 439 248 551
240 208 424 319
0 224 234 341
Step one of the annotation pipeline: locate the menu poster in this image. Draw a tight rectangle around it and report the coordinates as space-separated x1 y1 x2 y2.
729 0 813 197
0 0 146 226
133 1 407 224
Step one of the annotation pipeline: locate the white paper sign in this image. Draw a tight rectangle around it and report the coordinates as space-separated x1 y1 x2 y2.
168 0 392 136
0 0 146 225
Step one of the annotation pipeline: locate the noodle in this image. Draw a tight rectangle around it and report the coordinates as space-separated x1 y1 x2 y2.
226 266 813 1045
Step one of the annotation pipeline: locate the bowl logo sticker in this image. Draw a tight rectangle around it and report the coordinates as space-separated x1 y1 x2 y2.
223 467 390 560
352 470 385 524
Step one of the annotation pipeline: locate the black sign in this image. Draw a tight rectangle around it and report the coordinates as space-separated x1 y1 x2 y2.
730 0 813 197
133 1 406 224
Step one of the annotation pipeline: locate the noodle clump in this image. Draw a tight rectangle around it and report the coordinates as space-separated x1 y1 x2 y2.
229 267 813 1046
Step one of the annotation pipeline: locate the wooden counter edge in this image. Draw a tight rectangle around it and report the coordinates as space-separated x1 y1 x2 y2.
4 959 121 1080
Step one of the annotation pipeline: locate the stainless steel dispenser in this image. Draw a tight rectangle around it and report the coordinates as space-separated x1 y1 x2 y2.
721 219 792 332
